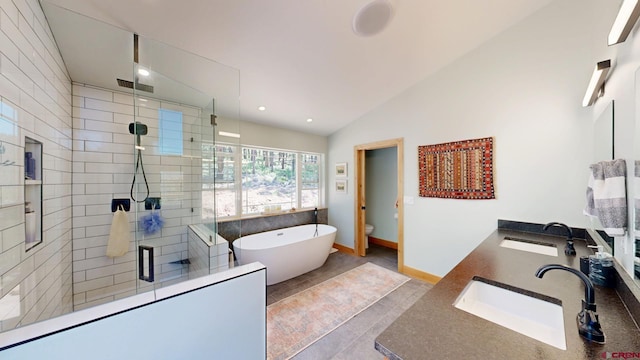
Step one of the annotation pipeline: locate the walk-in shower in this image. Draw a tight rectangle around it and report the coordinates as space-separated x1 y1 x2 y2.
0 1 241 336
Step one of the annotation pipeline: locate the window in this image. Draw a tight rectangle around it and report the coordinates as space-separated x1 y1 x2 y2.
300 153 320 209
213 145 238 218
206 144 323 218
158 108 183 155
242 148 296 214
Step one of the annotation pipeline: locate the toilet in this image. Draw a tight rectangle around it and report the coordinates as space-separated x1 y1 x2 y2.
365 224 374 249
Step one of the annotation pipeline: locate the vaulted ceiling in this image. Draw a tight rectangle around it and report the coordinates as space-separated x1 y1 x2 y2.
41 0 555 135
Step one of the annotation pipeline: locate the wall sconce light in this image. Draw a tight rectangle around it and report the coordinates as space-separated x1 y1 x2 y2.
608 0 640 45
582 60 611 107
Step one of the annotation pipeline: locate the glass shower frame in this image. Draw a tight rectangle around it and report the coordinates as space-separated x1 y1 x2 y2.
131 34 241 292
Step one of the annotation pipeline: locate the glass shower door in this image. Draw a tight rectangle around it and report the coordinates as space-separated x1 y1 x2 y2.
132 32 241 290
131 69 216 291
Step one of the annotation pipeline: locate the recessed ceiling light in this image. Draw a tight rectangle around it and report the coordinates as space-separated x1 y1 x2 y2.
258 106 266 111
138 68 150 76
306 118 313 123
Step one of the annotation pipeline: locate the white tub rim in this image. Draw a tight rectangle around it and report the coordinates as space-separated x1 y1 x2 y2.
233 224 336 251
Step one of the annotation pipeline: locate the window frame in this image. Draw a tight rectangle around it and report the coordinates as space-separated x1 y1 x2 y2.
298 152 322 210
208 142 324 219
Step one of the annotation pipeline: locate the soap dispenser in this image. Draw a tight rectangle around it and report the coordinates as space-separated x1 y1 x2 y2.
588 245 614 287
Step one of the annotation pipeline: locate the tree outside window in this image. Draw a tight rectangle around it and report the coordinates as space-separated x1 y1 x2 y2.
204 144 322 219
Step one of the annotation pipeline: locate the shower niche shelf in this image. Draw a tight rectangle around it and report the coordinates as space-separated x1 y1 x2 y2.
24 137 42 252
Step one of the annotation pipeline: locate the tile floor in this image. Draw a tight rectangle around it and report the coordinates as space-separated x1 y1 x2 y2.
267 244 434 360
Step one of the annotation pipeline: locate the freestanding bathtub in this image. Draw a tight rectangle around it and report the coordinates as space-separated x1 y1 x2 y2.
233 224 337 285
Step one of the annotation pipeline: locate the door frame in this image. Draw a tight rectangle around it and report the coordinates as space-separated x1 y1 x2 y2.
354 138 404 273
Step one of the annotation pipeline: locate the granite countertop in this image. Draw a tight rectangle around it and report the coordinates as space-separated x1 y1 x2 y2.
376 229 640 359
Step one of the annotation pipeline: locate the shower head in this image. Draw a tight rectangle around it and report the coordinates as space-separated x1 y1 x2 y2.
129 122 148 146
117 78 154 93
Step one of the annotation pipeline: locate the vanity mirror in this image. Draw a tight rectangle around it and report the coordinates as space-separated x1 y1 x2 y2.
587 100 615 253
610 67 640 289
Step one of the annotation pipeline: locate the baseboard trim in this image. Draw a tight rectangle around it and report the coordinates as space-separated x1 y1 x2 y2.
403 265 442 285
333 243 356 256
369 237 398 250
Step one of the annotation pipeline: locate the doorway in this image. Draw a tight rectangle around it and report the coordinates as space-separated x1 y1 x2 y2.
354 138 404 273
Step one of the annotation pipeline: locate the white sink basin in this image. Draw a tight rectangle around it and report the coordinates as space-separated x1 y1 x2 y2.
454 277 566 350
499 237 558 257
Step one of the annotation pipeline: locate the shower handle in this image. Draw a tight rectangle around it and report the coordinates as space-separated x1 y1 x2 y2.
138 245 154 282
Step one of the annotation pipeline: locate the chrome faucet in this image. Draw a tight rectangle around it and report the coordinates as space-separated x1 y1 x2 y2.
535 264 605 344
543 222 576 256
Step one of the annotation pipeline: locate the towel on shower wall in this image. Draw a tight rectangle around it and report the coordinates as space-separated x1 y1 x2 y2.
585 159 628 237
107 205 131 257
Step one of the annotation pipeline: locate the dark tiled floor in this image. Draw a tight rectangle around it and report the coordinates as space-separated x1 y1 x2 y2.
267 244 433 360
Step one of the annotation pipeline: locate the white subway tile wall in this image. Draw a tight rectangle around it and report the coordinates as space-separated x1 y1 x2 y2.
0 0 73 331
187 226 229 280
71 83 208 311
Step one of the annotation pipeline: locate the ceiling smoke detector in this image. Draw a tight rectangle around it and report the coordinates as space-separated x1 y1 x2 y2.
352 0 394 37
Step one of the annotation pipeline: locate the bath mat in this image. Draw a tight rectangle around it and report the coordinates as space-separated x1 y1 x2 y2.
266 262 410 360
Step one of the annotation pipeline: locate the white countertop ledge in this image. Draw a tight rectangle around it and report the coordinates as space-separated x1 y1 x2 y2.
0 262 266 350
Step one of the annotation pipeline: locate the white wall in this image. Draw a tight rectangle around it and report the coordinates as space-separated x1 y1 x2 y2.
216 117 327 154
0 0 73 330
328 0 615 277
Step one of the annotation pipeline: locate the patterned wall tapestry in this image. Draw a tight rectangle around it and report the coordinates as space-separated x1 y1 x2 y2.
418 137 495 199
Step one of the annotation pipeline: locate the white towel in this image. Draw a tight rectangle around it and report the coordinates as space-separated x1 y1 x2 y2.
584 159 627 237
106 205 131 257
